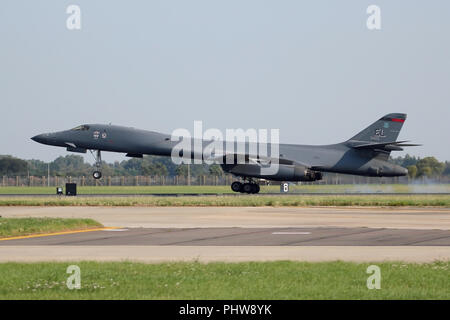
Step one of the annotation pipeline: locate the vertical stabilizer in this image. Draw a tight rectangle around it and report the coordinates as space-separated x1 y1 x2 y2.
347 113 406 143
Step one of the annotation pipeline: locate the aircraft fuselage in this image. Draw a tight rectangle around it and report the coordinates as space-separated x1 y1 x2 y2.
32 123 408 180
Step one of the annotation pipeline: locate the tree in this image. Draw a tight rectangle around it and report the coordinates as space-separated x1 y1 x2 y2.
51 155 91 176
416 157 445 178
121 158 144 175
407 165 417 179
209 164 224 176
443 162 450 176
0 156 28 175
390 154 419 167
175 164 189 176
401 154 419 167
27 159 48 176
142 162 168 176
420 166 432 178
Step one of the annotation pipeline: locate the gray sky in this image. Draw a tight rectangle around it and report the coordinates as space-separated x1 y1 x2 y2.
1 1 449 164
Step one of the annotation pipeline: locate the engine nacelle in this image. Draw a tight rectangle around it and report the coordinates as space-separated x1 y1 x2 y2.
225 164 323 182
270 164 322 181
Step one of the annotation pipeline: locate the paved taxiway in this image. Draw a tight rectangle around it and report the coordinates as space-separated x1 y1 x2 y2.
0 206 449 262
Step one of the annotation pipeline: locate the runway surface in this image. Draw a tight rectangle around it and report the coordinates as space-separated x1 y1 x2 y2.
1 206 449 262
2 227 450 246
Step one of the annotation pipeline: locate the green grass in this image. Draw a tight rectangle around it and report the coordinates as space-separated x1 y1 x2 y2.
0 194 448 207
0 261 448 299
1 184 449 195
0 218 103 238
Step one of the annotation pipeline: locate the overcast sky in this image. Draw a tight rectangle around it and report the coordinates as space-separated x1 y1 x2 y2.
1 1 449 164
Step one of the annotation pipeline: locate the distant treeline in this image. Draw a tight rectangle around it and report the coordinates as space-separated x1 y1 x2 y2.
0 154 224 177
389 155 450 179
0 154 449 179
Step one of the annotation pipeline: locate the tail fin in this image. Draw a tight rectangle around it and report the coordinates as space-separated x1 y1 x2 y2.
347 113 407 143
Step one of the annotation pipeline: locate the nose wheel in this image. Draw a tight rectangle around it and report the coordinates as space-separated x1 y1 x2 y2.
90 150 103 179
93 171 102 179
230 180 260 194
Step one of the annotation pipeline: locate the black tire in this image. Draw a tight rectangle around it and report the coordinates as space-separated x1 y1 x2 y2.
93 171 102 179
231 181 242 192
242 183 253 194
253 184 260 194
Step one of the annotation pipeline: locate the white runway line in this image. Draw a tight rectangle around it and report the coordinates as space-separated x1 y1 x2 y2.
101 229 129 232
272 232 311 235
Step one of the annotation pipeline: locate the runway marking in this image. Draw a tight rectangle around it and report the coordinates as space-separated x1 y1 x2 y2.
0 227 120 241
101 228 128 232
272 232 312 235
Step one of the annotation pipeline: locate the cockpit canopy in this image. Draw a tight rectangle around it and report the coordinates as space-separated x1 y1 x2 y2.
71 125 90 131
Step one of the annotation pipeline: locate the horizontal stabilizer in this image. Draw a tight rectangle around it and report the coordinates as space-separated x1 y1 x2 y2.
350 140 421 152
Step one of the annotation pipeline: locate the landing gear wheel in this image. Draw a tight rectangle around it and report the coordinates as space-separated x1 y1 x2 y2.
252 184 260 194
242 183 253 194
231 181 242 192
93 171 102 179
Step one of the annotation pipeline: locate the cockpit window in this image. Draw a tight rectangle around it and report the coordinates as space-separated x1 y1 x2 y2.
71 125 90 131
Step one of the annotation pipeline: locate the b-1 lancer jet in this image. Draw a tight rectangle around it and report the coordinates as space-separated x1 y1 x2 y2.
32 113 419 194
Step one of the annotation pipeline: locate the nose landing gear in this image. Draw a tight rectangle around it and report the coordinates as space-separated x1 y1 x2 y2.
93 170 102 179
90 150 102 180
230 179 260 194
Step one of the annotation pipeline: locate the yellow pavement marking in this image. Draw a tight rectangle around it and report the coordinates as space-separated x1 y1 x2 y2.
0 227 120 241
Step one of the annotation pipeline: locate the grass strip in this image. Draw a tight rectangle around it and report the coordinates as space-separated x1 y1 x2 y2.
0 195 448 207
0 261 448 299
0 218 103 238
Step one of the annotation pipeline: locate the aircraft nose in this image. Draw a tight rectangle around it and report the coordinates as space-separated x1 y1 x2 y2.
31 134 48 144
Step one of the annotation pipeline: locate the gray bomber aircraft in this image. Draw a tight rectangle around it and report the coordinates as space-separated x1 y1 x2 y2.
32 113 419 194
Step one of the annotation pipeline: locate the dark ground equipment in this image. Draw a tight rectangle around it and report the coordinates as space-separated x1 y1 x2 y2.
65 183 77 196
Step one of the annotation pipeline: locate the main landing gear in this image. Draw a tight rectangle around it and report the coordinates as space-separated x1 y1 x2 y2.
90 150 102 179
231 179 260 194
